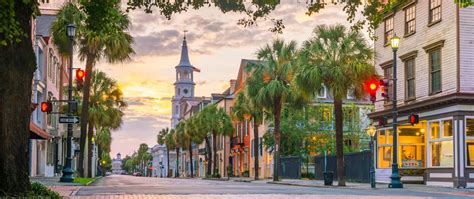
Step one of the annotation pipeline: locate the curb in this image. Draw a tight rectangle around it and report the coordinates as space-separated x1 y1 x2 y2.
70 186 81 197
266 181 368 189
201 178 229 181
233 179 254 183
85 176 102 186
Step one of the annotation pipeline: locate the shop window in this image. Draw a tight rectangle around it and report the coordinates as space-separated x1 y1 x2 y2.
429 119 453 167
377 129 393 168
467 118 474 166
399 123 426 168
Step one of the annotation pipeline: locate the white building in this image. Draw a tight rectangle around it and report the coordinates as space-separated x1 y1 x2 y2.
112 153 123 174
369 1 474 188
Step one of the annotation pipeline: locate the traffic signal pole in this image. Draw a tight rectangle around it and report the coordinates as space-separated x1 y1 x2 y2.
60 25 76 183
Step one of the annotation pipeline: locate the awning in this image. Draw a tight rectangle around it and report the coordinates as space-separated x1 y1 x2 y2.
30 122 50 140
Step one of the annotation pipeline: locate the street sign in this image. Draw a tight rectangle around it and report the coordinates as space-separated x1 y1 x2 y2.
59 116 80 124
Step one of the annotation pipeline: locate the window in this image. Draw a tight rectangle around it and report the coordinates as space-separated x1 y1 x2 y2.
377 129 393 168
347 87 355 100
48 52 53 79
384 65 393 102
429 0 441 24
405 5 416 35
384 17 394 45
399 123 426 168
37 48 44 79
429 49 441 94
317 84 327 99
429 119 453 167
405 58 415 100
466 118 474 166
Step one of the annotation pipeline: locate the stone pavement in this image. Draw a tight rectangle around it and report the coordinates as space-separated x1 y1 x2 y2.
69 194 432 199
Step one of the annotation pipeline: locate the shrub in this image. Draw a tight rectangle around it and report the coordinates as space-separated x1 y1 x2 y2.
29 182 61 198
301 172 315 179
242 170 249 177
211 173 221 178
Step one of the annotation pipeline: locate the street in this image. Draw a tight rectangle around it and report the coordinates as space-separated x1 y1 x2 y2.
70 175 474 198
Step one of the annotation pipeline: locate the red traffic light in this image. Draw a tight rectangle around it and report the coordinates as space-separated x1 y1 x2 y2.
365 79 379 103
40 101 52 113
409 114 419 125
76 69 86 80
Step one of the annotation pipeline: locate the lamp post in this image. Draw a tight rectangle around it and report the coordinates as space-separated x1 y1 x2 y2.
389 35 403 188
60 23 76 182
366 125 376 188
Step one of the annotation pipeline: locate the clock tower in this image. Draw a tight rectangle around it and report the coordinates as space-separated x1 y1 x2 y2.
171 32 198 128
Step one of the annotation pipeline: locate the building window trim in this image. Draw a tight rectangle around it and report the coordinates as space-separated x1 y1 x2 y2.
428 48 442 95
384 16 394 46
428 0 442 26
428 117 454 168
404 4 416 37
465 116 474 168
404 58 416 101
317 84 327 99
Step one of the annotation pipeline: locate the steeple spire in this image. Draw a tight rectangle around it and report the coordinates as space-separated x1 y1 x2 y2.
178 30 192 67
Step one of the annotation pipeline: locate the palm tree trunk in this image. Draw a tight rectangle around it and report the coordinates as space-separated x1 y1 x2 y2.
166 148 170 177
273 96 282 182
0 2 36 194
175 147 180 178
78 54 95 177
212 131 217 175
204 136 212 177
87 121 94 178
189 142 193 178
253 121 259 180
334 98 345 186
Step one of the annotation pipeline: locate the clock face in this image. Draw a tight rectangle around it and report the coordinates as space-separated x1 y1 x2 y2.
183 89 189 94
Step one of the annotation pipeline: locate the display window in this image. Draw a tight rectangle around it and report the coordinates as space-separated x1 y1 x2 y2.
428 118 453 167
466 117 474 166
377 129 393 168
398 122 426 168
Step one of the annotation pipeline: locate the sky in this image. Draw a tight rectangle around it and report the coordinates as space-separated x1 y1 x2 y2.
96 2 363 157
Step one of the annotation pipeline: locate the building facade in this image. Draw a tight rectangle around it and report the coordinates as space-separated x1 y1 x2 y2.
112 153 123 174
369 1 474 187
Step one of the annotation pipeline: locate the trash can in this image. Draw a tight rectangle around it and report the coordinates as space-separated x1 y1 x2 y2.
323 171 333 186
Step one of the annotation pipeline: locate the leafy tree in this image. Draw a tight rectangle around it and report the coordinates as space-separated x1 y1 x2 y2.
157 127 171 177
137 143 150 175
245 39 301 181
295 25 376 186
232 91 264 180
51 1 134 177
197 104 233 176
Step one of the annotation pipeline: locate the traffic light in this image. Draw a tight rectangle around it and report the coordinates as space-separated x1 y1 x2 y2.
365 79 379 103
40 101 52 113
76 69 85 89
380 79 390 101
378 117 387 126
409 114 419 125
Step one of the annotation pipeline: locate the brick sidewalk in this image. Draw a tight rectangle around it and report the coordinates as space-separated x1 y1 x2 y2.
49 186 81 198
70 194 432 199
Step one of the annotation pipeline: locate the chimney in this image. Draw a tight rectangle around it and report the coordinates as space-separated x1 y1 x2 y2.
229 79 237 94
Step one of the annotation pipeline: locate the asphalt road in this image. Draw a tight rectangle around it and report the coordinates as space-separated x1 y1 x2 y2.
73 175 474 198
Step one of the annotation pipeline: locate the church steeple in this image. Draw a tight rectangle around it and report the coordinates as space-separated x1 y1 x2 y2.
178 30 192 67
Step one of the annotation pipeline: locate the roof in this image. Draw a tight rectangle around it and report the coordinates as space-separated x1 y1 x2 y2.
235 59 259 91
36 15 57 37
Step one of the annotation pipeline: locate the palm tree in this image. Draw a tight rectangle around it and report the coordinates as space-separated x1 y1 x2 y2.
95 128 111 167
233 91 264 180
184 117 205 178
164 129 176 177
51 1 134 177
295 25 376 186
197 104 233 176
174 123 186 177
157 127 171 177
85 70 126 177
246 39 299 181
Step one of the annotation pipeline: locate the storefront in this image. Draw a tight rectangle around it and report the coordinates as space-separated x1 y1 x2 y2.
371 95 474 188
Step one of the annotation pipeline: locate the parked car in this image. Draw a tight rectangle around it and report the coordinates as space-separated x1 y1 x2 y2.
133 172 142 176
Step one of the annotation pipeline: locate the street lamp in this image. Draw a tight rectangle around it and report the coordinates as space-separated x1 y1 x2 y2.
389 35 403 188
366 125 376 188
60 23 76 183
